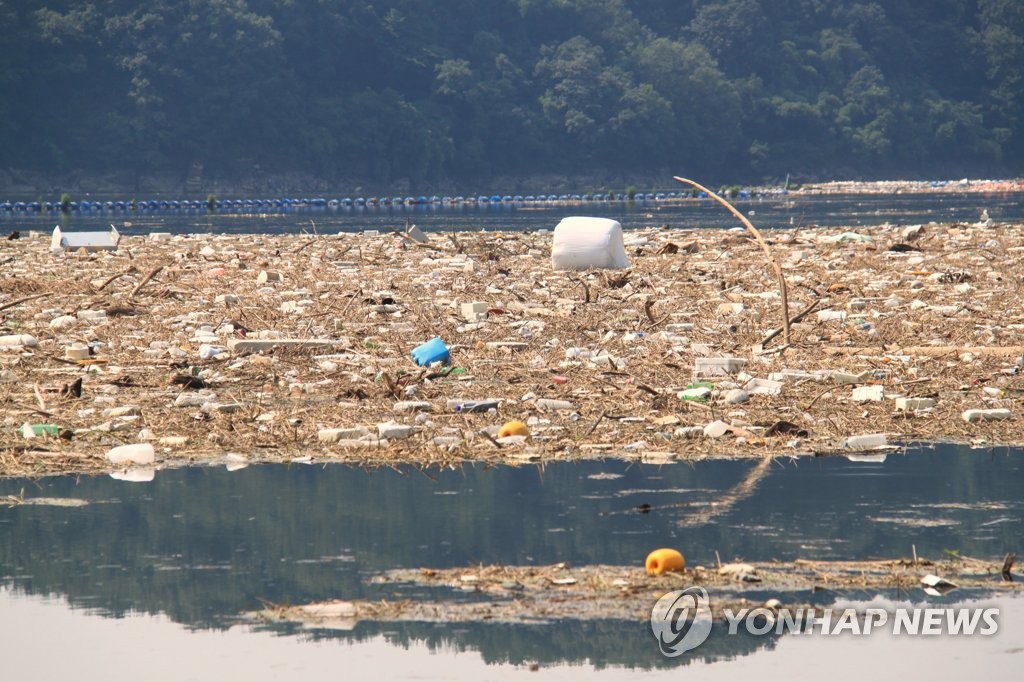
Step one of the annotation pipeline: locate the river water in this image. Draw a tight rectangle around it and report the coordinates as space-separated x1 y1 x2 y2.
3 190 1024 235
1 443 1021 679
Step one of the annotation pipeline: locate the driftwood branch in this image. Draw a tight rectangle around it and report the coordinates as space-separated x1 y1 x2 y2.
0 292 51 313
572 276 591 303
674 177 791 346
95 266 138 292
128 265 164 300
759 297 822 347
825 345 1024 357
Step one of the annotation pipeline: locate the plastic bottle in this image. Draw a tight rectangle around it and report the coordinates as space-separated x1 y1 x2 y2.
447 399 500 413
535 398 575 411
21 423 61 438
0 334 38 348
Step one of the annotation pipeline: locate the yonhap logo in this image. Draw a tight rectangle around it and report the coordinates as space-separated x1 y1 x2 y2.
650 586 1000 657
650 587 713 656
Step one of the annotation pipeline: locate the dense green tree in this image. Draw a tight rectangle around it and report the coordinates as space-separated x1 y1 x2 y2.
0 0 1020 189
974 0 1024 160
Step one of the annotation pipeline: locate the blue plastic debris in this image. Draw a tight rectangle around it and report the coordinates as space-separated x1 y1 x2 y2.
411 337 450 366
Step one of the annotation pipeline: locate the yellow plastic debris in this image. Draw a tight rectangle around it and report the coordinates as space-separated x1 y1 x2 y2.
645 548 686 575
498 420 529 438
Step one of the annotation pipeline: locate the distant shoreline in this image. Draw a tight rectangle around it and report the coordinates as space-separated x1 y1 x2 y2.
1 169 1022 202
795 178 1024 194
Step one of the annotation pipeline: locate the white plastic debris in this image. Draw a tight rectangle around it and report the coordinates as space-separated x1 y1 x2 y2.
51 224 120 253
550 216 629 270
846 453 888 463
744 378 784 396
460 301 488 321
817 309 848 322
694 357 747 376
198 344 227 360
852 385 885 402
535 398 576 411
721 389 750 404
843 433 888 450
393 401 432 413
920 573 958 596
105 442 156 465
318 427 371 443
110 468 156 482
962 408 1012 422
718 563 759 581
64 343 91 361
224 453 249 472
49 315 77 331
377 420 416 440
703 420 732 438
0 334 38 348
819 232 872 244
895 397 936 411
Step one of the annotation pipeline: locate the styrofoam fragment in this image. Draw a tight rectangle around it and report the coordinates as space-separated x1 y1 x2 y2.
962 408 1012 422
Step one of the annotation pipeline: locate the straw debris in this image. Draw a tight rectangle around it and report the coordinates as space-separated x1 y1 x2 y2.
3 218 1024 476
246 555 1023 626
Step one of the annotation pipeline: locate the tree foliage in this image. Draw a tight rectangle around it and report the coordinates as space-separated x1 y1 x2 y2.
0 0 1020 188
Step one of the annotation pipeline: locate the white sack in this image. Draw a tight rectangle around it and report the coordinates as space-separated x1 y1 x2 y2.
550 216 630 270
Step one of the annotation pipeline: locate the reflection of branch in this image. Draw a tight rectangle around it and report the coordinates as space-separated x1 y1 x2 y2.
677 457 773 527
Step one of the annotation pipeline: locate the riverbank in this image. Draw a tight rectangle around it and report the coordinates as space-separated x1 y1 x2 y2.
3 218 1024 477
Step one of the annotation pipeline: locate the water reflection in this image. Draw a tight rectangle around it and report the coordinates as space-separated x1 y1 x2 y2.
0 443 1021 671
2 589 1019 681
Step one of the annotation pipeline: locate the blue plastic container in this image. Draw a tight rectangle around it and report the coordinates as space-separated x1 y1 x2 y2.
411 337 450 366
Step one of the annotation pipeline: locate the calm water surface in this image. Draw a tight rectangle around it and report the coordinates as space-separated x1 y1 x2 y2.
1 443 1021 678
2 191 1022 234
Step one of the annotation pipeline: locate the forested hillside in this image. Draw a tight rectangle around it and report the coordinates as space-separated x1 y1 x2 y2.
1 0 1021 192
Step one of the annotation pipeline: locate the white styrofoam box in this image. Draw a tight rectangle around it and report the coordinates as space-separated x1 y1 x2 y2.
550 216 629 271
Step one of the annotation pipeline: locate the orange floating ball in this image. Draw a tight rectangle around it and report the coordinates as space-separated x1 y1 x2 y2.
645 548 686 575
498 420 529 438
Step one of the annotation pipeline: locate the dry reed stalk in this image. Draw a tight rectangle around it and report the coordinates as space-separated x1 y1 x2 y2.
673 176 791 345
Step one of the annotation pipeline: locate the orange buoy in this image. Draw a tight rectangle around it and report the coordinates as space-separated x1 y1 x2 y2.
498 420 529 438
645 548 686 575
